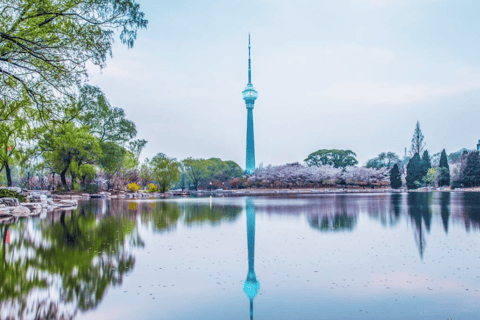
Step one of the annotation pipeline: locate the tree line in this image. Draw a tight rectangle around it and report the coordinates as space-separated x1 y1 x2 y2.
390 121 480 190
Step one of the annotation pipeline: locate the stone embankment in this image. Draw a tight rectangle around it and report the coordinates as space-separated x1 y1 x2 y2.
0 187 79 224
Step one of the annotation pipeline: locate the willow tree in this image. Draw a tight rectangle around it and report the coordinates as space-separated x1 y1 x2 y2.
41 123 102 190
151 153 181 193
0 0 148 114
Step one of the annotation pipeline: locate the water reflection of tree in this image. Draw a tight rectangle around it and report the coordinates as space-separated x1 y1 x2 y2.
366 194 403 227
307 196 359 232
308 213 357 232
407 193 433 259
456 193 480 231
0 205 139 319
139 201 182 233
183 203 242 226
440 192 451 233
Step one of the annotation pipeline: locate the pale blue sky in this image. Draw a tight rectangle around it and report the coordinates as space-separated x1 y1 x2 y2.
88 0 480 167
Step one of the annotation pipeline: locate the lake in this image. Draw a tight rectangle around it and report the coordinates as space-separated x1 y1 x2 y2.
1 192 480 319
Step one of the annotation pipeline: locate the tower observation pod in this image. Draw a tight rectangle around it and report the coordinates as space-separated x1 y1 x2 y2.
242 34 258 174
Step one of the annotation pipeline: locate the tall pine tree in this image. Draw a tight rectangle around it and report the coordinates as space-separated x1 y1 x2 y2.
390 163 402 189
420 150 431 182
438 149 450 187
406 153 422 189
410 121 426 156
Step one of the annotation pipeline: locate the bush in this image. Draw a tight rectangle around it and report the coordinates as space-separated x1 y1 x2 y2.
83 184 99 194
127 183 140 192
0 189 26 202
451 180 463 189
147 183 158 193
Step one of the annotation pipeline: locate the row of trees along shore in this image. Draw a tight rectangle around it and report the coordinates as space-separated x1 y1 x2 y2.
247 121 480 191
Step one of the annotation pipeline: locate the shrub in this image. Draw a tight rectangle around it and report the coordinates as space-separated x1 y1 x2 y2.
127 183 140 193
147 183 158 193
83 184 99 194
0 189 26 202
451 180 463 189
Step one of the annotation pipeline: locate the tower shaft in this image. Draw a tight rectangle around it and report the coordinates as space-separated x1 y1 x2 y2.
246 108 255 174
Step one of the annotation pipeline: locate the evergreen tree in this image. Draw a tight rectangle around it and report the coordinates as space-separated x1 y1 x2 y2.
406 153 422 189
389 164 402 189
420 150 431 181
438 149 450 187
462 151 480 187
410 121 426 156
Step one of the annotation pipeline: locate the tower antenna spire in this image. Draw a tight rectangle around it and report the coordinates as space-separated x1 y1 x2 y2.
248 33 251 84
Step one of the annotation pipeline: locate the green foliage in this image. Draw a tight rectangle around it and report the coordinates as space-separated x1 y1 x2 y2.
366 152 400 169
151 153 181 193
438 149 450 187
0 98 34 186
420 150 431 179
79 85 137 144
389 164 402 189
0 189 26 202
79 164 96 181
304 149 358 168
424 168 440 187
1 0 148 104
406 153 422 189
461 151 480 187
40 123 102 190
181 157 243 190
83 184 99 194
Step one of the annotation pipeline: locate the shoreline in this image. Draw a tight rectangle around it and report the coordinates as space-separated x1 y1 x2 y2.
47 186 480 201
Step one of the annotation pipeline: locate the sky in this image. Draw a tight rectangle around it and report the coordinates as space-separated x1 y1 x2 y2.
87 0 480 167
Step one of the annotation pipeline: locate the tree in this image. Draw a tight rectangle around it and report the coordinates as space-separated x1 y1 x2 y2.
420 150 431 181
438 149 450 187
0 0 148 107
389 164 402 189
406 153 422 189
366 152 401 169
182 158 210 190
0 98 33 186
410 121 426 156
41 123 101 190
304 149 358 168
461 151 480 187
79 85 137 144
151 153 181 193
424 168 440 187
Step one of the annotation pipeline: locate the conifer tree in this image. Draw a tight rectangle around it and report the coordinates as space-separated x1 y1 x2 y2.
462 151 480 187
410 121 426 156
438 149 450 187
406 153 422 189
389 163 402 189
421 150 431 181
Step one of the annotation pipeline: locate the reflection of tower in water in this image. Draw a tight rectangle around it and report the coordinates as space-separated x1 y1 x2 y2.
243 198 260 320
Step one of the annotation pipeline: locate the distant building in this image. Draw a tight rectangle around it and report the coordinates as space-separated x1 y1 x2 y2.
477 140 480 152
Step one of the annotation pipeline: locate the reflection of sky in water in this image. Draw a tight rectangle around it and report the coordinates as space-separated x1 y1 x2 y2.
2 193 480 319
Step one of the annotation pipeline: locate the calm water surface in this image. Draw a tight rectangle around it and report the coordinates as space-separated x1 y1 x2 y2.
2 193 480 319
